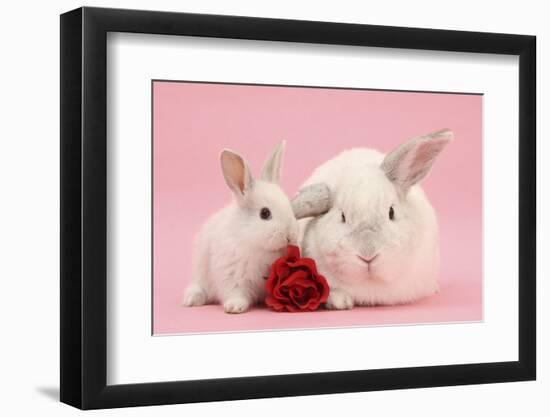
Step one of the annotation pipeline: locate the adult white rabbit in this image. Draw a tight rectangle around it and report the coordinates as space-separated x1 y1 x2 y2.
183 141 298 313
291 129 453 310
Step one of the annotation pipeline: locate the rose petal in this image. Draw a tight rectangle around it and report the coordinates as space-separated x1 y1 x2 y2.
288 257 318 274
266 270 285 294
277 264 291 280
282 270 315 288
265 273 278 294
285 305 299 312
267 296 299 312
292 286 304 298
304 291 323 310
273 283 289 300
288 277 317 292
315 275 330 303
265 295 287 311
289 288 306 307
290 287 319 309
286 245 301 262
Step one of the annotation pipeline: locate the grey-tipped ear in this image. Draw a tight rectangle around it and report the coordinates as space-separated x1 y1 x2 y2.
261 140 285 183
291 183 332 220
381 129 454 194
220 149 255 196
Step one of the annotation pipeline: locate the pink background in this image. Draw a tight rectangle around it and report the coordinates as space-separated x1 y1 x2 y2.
153 81 482 335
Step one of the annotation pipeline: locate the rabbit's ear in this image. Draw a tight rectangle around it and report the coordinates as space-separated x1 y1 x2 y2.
381 129 453 194
291 183 332 219
220 149 255 197
261 140 285 183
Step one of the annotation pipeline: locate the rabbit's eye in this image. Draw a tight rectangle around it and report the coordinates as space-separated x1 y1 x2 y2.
260 207 272 220
341 212 346 223
389 206 395 220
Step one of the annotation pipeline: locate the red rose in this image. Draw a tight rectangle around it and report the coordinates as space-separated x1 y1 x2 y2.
265 245 330 312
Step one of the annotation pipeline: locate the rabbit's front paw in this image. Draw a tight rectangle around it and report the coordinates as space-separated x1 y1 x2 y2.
223 296 250 314
326 289 354 310
182 286 207 307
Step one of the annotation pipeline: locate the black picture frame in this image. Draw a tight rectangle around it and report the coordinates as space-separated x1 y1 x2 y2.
60 6 536 410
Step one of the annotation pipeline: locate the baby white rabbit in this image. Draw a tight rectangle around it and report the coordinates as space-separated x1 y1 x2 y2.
183 141 298 313
291 129 453 309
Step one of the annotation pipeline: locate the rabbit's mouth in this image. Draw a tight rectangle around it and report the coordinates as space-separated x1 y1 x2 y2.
356 254 378 267
267 231 297 251
265 236 290 252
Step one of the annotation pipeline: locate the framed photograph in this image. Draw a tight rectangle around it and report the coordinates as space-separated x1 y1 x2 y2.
60 6 536 409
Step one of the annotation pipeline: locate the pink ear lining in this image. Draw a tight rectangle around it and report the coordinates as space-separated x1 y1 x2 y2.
220 150 254 195
406 137 451 183
382 130 453 193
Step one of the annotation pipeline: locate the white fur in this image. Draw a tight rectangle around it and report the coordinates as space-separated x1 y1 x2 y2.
296 130 453 309
183 142 298 313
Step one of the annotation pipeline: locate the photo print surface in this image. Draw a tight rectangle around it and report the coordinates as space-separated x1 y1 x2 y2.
152 80 482 335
